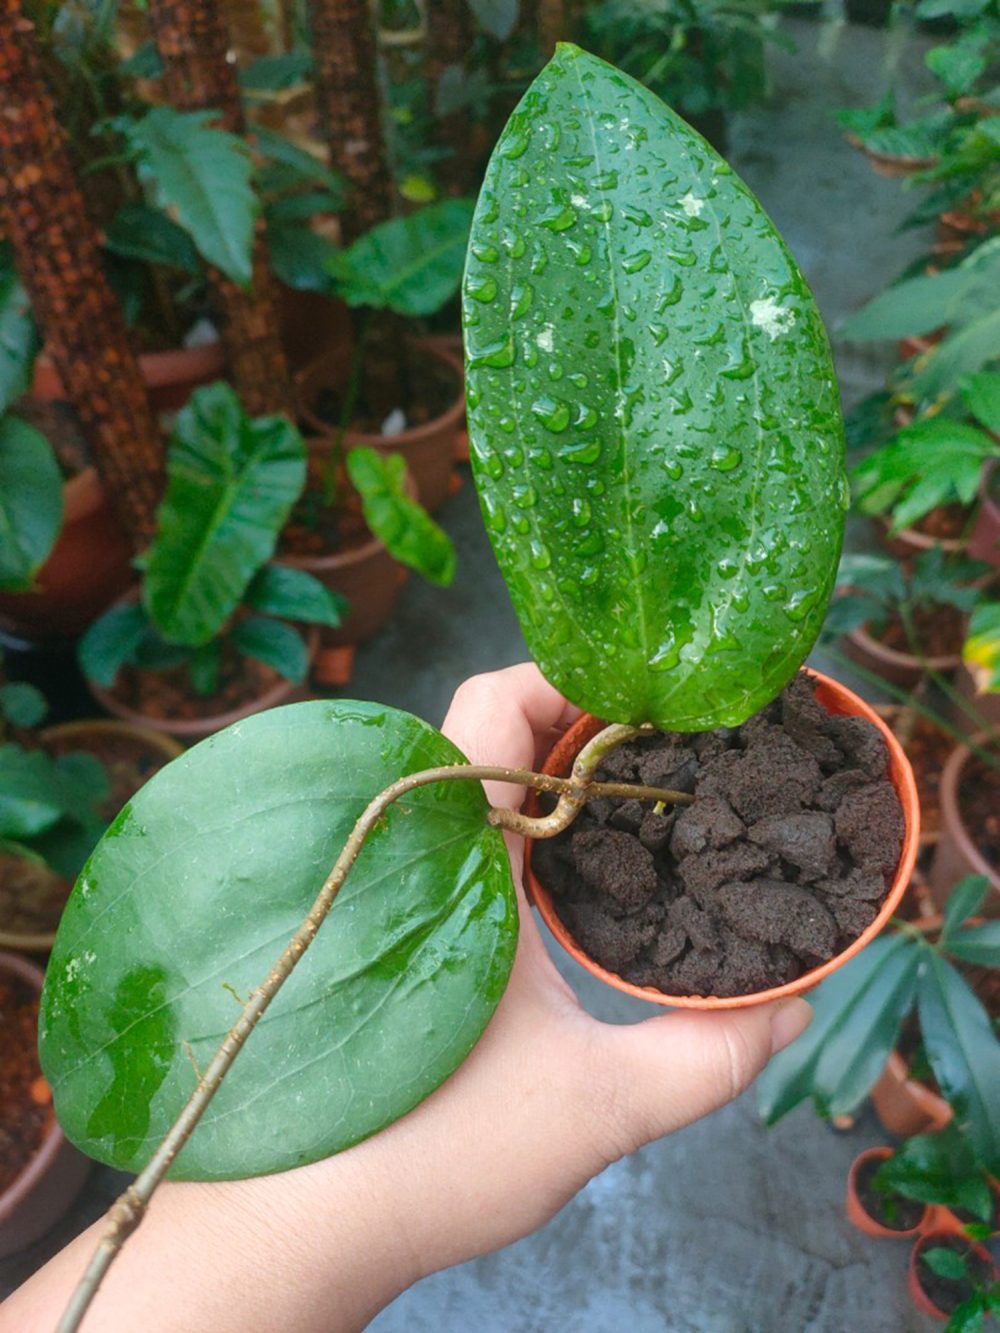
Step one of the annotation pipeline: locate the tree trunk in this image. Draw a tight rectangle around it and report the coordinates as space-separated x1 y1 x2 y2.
147 0 295 418
0 1 163 549
308 0 393 242
426 0 476 196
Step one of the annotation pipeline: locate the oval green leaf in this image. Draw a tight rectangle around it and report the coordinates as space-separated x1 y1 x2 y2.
0 416 63 592
40 701 517 1180
464 45 846 729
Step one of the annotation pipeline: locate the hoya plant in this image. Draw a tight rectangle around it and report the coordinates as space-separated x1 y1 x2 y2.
39 45 847 1328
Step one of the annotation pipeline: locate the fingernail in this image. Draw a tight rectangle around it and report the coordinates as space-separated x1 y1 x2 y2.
770 998 813 1055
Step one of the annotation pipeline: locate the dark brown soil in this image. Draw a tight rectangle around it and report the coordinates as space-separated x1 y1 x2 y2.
305 349 459 437
960 757 1000 870
911 504 974 541
917 1237 995 1315
0 731 176 938
0 972 51 1195
879 605 966 659
110 651 284 723
900 715 953 837
533 674 905 998
856 1155 926 1231
280 458 373 559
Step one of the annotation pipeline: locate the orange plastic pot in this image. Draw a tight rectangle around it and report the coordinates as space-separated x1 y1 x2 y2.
871 1050 953 1140
32 341 225 413
909 1232 999 1321
846 1148 932 1239
523 669 920 1010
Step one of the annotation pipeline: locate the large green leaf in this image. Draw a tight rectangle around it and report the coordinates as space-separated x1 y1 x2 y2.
874 1126 994 1220
40 701 517 1179
0 248 39 412
328 199 475 317
756 935 919 1123
464 46 846 730
102 203 200 274
0 416 64 592
123 108 257 287
144 383 307 646
944 921 1000 967
919 953 1000 1173
0 745 66 839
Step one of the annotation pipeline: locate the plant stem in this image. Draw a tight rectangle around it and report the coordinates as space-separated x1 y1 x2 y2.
55 723 687 1332
322 310 371 507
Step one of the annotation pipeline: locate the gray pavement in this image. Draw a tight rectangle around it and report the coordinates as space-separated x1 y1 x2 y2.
2 14 950 1330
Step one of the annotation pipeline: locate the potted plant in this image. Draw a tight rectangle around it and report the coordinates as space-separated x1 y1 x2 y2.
30 47 922 1327
848 1125 998 1242
828 550 990 688
849 370 1000 562
910 1234 1000 1325
0 656 181 951
295 198 473 512
929 725 1000 902
0 950 91 1258
758 875 1000 1171
77 382 342 740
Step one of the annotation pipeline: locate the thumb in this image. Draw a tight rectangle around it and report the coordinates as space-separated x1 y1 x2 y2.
594 998 812 1155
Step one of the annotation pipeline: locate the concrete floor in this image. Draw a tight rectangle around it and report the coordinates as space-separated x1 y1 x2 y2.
2 14 954 1331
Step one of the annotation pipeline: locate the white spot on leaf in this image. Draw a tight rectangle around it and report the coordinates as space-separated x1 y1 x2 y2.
680 192 705 218
750 296 796 340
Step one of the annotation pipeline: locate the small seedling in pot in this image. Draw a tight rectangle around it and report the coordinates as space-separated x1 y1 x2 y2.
40 46 902 1330
874 1125 996 1235
917 1240 1000 1328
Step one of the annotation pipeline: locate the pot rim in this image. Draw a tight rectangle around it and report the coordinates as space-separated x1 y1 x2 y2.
0 950 66 1224
847 1146 930 1239
86 591 321 738
524 667 920 1010
34 340 225 397
847 621 962 674
874 512 966 556
938 731 1000 891
295 341 465 445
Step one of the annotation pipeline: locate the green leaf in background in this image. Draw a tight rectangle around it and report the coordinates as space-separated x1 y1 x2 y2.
347 447 456 586
119 40 162 79
245 564 346 627
0 249 40 412
144 383 307 646
187 641 221 698
757 936 920 1123
922 1247 970 1281
0 745 65 839
40 701 518 1178
103 203 200 274
911 306 1000 402
464 45 846 730
468 0 520 40
230 616 309 682
919 952 1000 1174
963 600 1000 691
266 191 342 223
941 875 990 941
123 107 258 287
78 603 151 689
925 36 988 98
266 225 339 292
963 371 1000 434
239 50 312 93
875 1125 994 1220
849 416 1000 534
328 199 475 316
0 680 47 728
0 416 64 592
944 920 1000 967
252 127 343 195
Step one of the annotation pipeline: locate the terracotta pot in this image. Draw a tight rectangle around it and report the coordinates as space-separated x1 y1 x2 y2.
846 1147 932 1239
0 720 184 953
928 732 1000 911
0 467 134 644
86 596 321 741
908 1232 999 1321
952 662 1000 733
844 622 962 690
295 342 465 511
873 513 966 562
32 341 226 414
871 1051 953 1140
0 950 90 1257
524 669 920 1010
968 464 1000 569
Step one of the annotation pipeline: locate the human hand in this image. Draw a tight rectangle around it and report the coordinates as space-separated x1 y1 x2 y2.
2 664 810 1333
